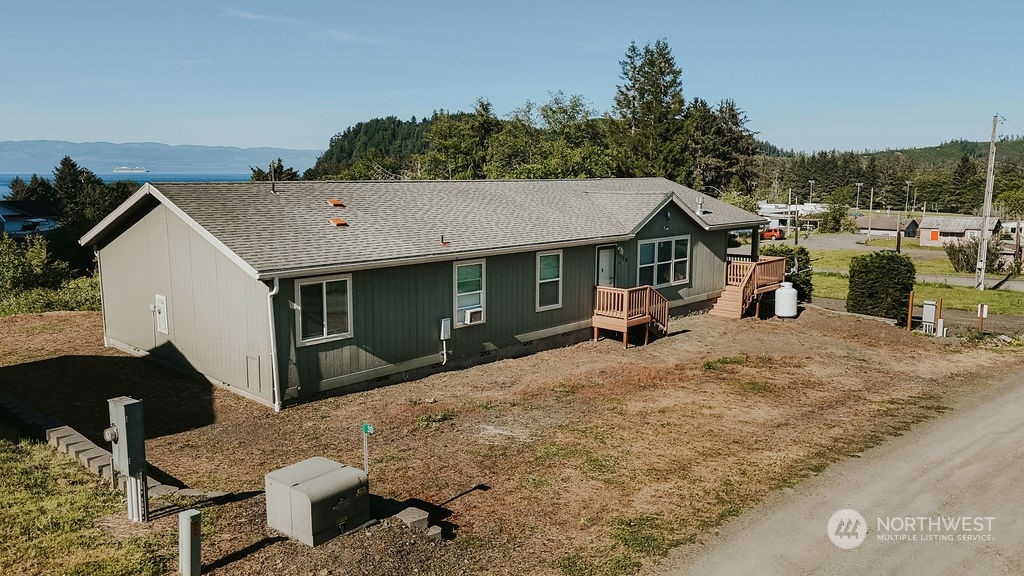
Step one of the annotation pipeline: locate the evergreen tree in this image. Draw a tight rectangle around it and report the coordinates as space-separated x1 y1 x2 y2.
949 153 981 213
250 158 300 181
52 156 101 213
7 175 57 204
612 39 687 181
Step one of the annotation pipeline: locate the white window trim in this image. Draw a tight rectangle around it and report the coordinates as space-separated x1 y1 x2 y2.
637 235 691 288
294 274 353 347
454 259 486 328
536 249 563 312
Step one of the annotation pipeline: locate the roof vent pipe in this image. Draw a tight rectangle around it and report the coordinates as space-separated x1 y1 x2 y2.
696 196 705 215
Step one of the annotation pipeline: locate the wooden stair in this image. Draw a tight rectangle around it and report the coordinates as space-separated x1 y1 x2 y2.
593 286 670 348
708 285 747 318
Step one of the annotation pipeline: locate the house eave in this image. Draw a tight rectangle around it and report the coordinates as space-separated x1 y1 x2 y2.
80 183 261 280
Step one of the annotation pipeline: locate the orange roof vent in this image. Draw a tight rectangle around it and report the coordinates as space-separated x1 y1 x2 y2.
329 217 349 227
326 198 345 207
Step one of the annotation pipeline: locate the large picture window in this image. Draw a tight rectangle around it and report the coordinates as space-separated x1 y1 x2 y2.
296 275 352 345
638 236 690 287
536 250 562 311
454 260 486 326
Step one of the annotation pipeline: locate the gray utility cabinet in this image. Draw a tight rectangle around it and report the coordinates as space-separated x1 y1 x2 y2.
265 457 370 546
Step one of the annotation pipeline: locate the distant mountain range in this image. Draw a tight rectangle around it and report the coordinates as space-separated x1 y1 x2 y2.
0 140 322 174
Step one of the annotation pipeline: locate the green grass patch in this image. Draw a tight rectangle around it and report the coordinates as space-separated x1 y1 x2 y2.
608 514 675 556
557 553 599 576
702 355 748 371
0 438 170 575
416 411 453 427
813 273 1024 316
812 247 959 275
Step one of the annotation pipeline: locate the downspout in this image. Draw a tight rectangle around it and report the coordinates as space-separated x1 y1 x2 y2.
266 277 282 413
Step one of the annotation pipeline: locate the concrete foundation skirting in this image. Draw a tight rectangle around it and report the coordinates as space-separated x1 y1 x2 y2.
0 393 223 500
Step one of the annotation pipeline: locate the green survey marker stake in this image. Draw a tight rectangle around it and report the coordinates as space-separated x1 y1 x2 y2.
361 422 375 474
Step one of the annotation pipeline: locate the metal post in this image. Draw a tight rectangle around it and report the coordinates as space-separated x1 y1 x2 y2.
179 509 201 576
362 431 369 475
867 188 874 244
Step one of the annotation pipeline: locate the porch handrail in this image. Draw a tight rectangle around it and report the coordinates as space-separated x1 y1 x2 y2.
648 288 669 332
594 285 669 332
726 260 755 286
754 255 786 289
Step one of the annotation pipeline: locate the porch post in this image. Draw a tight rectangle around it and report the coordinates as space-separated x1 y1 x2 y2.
750 227 760 259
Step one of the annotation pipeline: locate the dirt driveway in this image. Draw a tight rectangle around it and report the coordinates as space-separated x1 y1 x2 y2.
2 309 1023 575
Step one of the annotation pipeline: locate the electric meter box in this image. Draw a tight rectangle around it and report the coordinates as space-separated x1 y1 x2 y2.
106 396 146 476
265 457 370 547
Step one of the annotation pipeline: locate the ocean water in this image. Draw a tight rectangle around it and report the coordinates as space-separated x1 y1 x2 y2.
0 172 251 199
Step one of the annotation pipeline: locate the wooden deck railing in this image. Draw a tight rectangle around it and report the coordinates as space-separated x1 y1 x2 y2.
724 255 787 314
593 285 669 348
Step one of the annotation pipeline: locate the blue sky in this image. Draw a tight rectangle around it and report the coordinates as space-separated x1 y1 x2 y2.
2 0 1021 153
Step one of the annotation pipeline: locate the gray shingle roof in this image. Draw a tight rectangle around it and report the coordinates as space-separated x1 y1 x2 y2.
919 215 1000 234
83 177 763 278
854 216 917 230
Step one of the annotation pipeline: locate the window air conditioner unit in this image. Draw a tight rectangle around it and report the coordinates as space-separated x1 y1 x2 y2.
463 308 483 325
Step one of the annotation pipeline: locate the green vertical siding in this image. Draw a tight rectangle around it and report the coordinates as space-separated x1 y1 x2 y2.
278 245 598 397
621 202 728 304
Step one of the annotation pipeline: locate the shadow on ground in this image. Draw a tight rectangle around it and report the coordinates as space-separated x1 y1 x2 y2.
0 353 215 444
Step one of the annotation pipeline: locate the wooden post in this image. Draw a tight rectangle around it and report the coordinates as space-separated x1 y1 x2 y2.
936 298 943 322
906 290 914 331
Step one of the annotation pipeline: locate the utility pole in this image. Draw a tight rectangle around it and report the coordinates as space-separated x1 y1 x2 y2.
793 189 800 246
787 187 793 238
867 187 874 244
855 182 863 211
904 181 911 217
976 114 998 291
808 180 815 204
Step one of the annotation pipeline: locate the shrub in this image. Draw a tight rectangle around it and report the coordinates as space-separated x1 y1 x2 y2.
943 237 1005 274
0 274 100 316
760 244 813 302
847 251 916 325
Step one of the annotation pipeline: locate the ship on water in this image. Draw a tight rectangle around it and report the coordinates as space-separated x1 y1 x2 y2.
112 166 148 173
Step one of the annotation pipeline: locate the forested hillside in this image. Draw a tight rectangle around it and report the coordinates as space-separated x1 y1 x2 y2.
299 39 1023 219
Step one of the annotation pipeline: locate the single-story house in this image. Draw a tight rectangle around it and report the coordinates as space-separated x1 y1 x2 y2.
918 215 1001 247
80 178 779 409
854 215 919 238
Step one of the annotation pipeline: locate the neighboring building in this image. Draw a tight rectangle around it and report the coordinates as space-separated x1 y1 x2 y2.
918 216 1001 247
80 178 768 409
0 199 61 239
854 215 919 238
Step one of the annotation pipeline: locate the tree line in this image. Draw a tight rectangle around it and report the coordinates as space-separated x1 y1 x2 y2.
753 143 1024 217
295 38 1023 221
301 40 760 197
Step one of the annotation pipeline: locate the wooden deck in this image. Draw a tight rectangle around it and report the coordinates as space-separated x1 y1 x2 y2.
709 255 787 319
592 286 669 348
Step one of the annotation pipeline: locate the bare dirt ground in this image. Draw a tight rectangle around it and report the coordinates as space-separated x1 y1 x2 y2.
2 309 1023 575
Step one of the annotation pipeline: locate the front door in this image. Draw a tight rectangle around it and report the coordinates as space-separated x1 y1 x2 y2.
597 246 616 287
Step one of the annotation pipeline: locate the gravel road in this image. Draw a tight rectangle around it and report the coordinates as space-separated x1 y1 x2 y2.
647 368 1024 576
